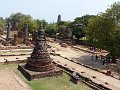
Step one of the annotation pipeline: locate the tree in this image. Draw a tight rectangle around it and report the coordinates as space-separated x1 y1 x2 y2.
6 12 48 33
69 15 96 40
102 2 120 21
18 14 32 32
85 2 120 63
6 13 27 30
57 21 70 27
0 17 6 27
46 23 58 37
0 17 6 34
41 20 48 29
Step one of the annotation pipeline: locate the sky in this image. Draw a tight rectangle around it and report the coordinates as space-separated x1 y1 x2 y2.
0 0 119 22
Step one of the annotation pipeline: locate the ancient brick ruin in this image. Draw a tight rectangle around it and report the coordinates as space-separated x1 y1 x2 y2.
59 26 73 46
18 26 63 80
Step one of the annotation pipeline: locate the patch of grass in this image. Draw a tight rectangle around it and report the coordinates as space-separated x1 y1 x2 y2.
0 63 18 69
18 72 92 90
0 64 92 90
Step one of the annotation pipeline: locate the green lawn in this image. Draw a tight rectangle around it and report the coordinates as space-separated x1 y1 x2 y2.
26 73 92 90
0 64 92 90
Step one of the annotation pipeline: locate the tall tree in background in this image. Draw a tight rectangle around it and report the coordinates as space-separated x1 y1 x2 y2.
46 23 58 37
6 12 48 33
69 15 96 40
0 17 6 35
0 17 6 27
85 2 120 63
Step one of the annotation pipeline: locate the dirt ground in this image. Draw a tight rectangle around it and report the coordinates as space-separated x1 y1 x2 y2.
49 42 120 79
51 55 120 90
0 68 31 90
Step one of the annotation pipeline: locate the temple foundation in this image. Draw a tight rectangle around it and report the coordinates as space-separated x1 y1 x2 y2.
18 64 63 81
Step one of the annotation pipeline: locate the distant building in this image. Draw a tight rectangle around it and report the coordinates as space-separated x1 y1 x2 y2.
57 14 61 23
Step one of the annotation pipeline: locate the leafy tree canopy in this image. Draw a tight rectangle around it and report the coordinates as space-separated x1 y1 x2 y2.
85 2 120 62
69 15 96 40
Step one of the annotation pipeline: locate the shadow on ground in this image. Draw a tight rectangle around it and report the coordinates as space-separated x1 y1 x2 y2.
71 54 120 79
71 54 109 69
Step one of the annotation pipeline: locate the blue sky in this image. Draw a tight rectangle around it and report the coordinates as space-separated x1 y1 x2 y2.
0 0 119 22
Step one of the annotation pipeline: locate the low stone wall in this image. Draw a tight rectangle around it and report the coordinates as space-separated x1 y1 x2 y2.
58 54 110 77
53 61 111 90
71 46 95 54
0 54 30 57
0 46 33 50
0 59 27 64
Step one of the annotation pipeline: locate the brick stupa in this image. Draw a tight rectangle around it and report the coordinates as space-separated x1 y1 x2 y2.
60 27 72 45
18 26 62 80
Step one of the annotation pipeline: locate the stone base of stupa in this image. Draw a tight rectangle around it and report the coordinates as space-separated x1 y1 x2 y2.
18 64 63 81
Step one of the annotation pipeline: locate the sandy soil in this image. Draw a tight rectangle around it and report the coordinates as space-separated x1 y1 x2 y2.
0 68 31 90
49 42 120 79
50 42 105 68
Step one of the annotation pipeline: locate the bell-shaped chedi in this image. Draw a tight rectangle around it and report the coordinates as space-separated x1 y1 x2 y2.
25 26 54 72
18 26 62 80
59 26 73 45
